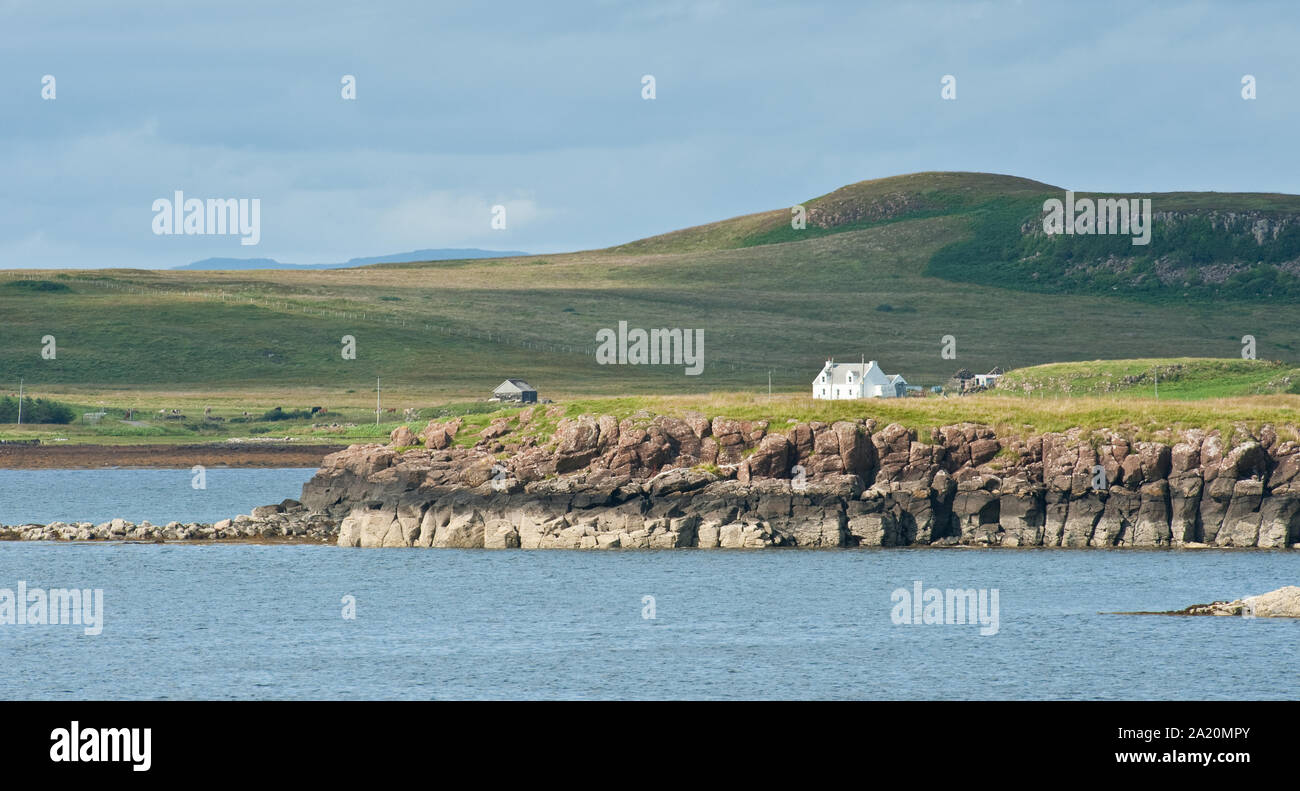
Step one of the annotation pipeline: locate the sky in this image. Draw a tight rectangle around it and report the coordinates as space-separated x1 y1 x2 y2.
2 0 1298 269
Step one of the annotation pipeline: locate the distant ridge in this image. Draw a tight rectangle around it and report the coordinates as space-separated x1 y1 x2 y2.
176 248 529 270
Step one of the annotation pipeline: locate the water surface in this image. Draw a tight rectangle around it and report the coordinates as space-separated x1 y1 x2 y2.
2 544 1296 700
0 468 316 524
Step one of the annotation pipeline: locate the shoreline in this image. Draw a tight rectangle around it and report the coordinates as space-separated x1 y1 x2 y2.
0 536 333 545
311 410 1300 549
0 442 347 470
11 407 1300 549
3 536 1291 550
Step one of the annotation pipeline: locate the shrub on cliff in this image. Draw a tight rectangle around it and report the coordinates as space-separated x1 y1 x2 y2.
258 406 317 421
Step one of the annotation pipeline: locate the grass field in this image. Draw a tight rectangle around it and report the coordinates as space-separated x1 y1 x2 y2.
3 172 1300 445
6 359 1299 447
998 358 1300 400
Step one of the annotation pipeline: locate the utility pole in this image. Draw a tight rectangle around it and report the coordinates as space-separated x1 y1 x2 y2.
376 377 381 425
17 377 23 426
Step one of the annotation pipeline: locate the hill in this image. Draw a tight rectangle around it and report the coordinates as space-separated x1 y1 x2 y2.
615 171 1300 303
609 171 1060 254
4 172 1300 406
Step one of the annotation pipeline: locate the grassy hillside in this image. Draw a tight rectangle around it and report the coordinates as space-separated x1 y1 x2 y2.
998 358 1300 400
927 191 1300 303
613 171 1300 304
4 172 1300 411
609 171 1059 254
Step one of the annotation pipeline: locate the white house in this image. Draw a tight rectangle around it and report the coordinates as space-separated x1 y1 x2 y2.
812 359 908 399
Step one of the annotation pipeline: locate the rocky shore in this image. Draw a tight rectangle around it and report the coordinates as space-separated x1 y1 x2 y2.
12 407 1300 550
1 499 340 543
294 407 1300 549
1159 586 1300 617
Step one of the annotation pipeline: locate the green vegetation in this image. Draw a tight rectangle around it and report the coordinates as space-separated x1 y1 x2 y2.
609 171 1057 254
418 402 509 420
255 406 324 422
928 192 1300 303
998 358 1300 400
4 279 71 293
537 391 1299 440
0 396 75 424
2 365 1296 447
4 172 1300 423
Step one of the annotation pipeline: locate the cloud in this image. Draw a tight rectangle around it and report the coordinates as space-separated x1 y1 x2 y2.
374 192 544 248
2 1 1300 268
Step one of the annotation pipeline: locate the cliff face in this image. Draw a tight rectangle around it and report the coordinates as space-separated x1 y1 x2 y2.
300 408 1300 549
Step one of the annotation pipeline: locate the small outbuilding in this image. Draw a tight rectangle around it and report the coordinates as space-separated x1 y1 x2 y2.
974 367 1005 389
492 378 538 403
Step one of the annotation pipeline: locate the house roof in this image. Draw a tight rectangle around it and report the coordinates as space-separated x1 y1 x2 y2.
813 360 892 387
493 378 536 393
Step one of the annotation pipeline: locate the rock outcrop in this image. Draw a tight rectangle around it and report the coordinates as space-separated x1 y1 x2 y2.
297 412 1300 550
1172 585 1300 617
1 499 339 543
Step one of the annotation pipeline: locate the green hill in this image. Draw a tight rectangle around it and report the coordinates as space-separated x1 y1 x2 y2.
615 171 1300 303
4 172 1300 405
609 171 1060 254
998 358 1300 400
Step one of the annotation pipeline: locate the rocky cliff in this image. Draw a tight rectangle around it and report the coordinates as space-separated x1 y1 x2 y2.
300 406 1300 550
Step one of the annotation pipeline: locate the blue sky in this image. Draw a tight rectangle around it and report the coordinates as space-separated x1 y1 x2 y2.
2 0 1298 269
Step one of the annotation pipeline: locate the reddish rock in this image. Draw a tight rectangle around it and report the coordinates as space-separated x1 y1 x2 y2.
479 417 512 440
555 415 600 453
969 438 1001 466
747 433 792 478
388 425 418 448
